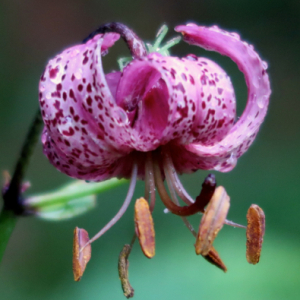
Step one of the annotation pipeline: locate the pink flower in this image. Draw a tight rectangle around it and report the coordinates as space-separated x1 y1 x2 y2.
39 23 270 182
39 23 270 281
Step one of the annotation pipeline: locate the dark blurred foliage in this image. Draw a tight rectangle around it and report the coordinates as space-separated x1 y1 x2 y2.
0 0 299 299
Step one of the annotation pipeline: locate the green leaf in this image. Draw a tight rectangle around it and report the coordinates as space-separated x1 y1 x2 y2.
24 178 126 209
36 195 96 221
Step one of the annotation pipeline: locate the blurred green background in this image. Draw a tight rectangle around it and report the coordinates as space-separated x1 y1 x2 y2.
1 0 300 299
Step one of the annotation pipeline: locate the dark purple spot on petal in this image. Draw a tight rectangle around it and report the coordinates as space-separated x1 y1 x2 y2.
87 84 92 93
87 96 92 106
189 75 195 85
62 127 75 136
49 67 59 79
83 57 88 65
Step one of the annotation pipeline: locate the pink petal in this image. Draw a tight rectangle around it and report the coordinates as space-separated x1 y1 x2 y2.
105 71 122 99
39 33 133 181
181 55 236 146
175 24 271 172
116 53 233 150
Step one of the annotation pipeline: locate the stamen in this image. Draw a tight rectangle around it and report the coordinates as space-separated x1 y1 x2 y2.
134 198 155 258
118 244 135 298
163 150 246 229
73 227 91 281
203 246 227 272
195 186 230 256
246 204 265 264
164 162 227 271
81 163 138 250
144 152 156 212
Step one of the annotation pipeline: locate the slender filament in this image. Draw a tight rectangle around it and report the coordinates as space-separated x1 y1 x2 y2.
81 163 138 250
144 152 156 212
163 151 194 205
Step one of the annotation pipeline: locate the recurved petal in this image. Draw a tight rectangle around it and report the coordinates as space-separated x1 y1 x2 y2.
175 24 271 172
39 33 134 180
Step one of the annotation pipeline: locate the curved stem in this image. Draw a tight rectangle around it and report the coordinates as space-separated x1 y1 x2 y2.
0 109 43 264
83 22 147 59
2 110 43 214
82 163 138 247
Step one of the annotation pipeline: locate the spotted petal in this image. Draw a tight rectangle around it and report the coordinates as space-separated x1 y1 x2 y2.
175 24 271 172
116 52 235 149
39 33 134 181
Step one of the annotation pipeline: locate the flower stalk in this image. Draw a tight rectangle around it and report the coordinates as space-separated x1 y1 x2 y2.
0 109 43 263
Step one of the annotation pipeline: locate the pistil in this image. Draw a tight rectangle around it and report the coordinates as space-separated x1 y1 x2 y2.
162 149 246 229
153 153 213 216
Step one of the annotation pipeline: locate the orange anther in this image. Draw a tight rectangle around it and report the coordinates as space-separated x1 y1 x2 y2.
246 204 265 264
195 186 230 255
73 227 91 281
134 198 155 258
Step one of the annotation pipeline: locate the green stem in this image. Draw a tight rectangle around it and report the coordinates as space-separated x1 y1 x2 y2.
0 210 17 264
3 109 43 214
0 109 43 263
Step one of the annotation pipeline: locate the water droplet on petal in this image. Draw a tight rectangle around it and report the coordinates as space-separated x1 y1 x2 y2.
112 107 128 125
262 61 268 70
174 112 181 120
230 32 240 39
64 116 73 124
257 95 267 109
70 49 80 58
74 69 82 80
226 153 237 167
177 100 185 108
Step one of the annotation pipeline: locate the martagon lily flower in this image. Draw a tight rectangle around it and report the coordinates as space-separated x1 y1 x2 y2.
39 22 270 292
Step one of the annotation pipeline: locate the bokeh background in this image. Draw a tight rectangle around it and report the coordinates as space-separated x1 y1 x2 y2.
1 0 299 299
